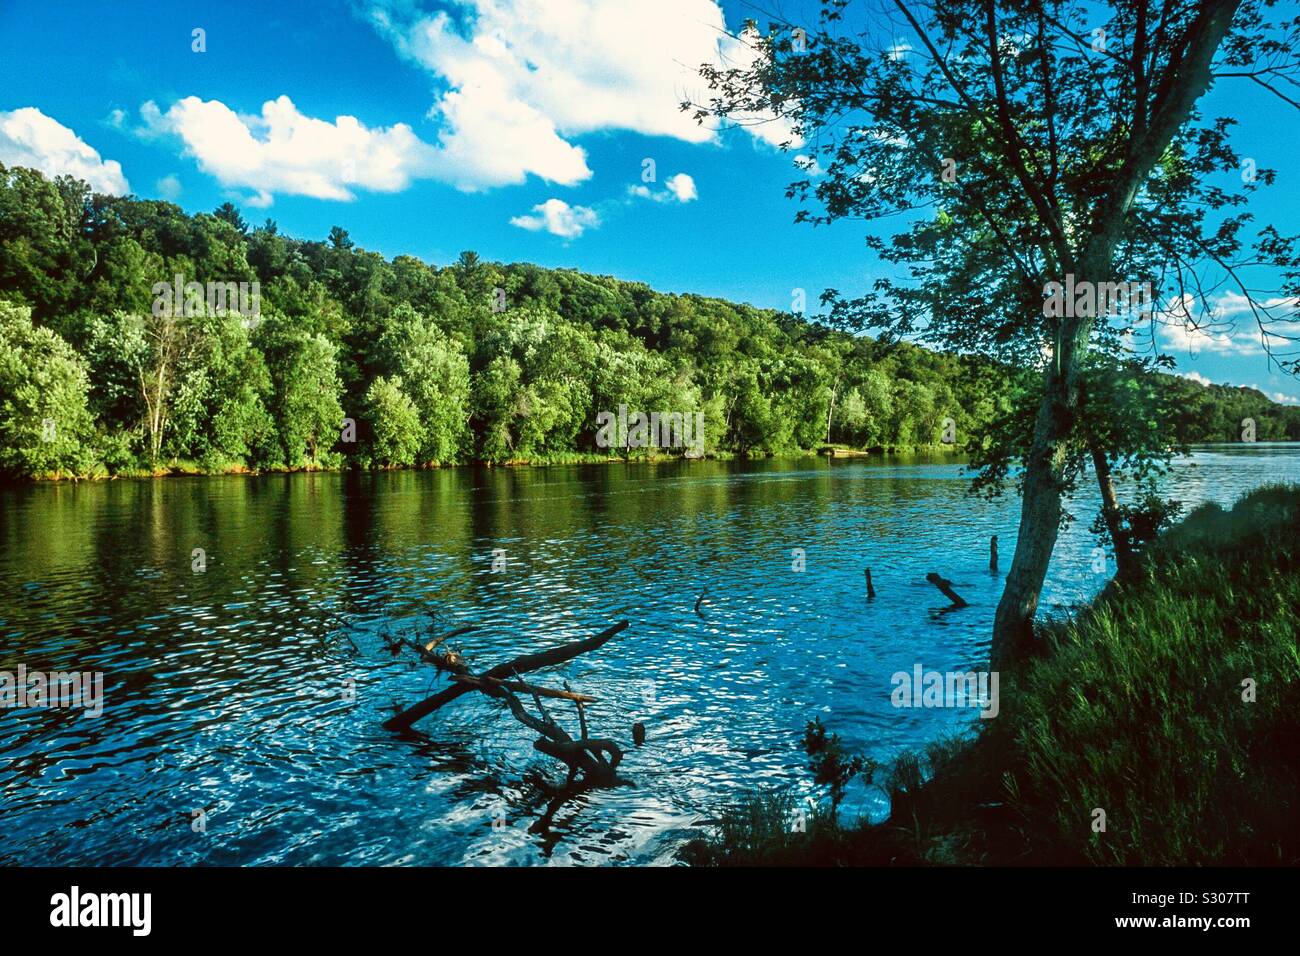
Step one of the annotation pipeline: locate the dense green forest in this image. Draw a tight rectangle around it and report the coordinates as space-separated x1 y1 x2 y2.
2 163 1298 479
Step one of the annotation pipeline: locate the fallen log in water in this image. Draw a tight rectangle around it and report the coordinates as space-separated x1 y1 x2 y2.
381 618 633 790
497 680 629 788
925 572 969 608
383 620 629 731
451 673 597 703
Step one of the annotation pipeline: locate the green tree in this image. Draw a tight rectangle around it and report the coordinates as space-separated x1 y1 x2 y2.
364 375 422 466
213 202 248 236
372 303 470 463
167 311 274 469
0 300 94 476
472 355 522 462
257 321 344 466
84 308 191 466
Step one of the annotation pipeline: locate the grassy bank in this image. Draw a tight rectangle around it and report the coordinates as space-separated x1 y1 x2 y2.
682 484 1300 866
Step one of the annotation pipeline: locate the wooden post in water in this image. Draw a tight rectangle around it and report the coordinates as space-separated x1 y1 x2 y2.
989 535 999 573
925 572 969 608
865 567 877 600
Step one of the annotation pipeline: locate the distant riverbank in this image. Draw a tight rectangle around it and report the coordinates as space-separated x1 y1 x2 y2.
13 443 968 483
23 440 1299 484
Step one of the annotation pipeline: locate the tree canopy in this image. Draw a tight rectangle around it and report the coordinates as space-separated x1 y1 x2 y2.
0 161 1295 485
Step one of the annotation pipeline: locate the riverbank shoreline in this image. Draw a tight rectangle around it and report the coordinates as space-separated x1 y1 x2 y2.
18 441 1293 485
9 443 968 484
681 483 1300 866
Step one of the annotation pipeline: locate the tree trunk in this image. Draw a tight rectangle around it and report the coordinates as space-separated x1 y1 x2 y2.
990 0 1239 666
825 381 837 443
990 367 1074 666
1090 439 1135 577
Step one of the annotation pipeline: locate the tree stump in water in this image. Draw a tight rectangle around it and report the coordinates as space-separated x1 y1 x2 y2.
925 572 969 608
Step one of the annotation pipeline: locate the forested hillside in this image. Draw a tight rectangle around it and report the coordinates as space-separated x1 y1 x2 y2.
2 163 1297 479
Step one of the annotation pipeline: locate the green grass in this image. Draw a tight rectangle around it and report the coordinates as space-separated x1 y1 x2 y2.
677 794 852 867
684 484 1300 866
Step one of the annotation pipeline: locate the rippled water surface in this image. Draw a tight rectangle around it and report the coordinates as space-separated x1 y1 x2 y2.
3 445 1298 865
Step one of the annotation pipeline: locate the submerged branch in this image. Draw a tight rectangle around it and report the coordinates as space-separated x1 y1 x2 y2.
382 620 629 731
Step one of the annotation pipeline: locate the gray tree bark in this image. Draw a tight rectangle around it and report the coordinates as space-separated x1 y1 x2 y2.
989 0 1243 665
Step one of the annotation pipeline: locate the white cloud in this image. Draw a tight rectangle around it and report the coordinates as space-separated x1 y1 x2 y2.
364 0 798 189
0 107 129 194
1246 384 1300 406
1145 291 1300 357
139 95 442 205
630 172 698 204
1151 294 1264 356
1159 320 1260 356
155 174 181 200
1179 370 1215 387
664 172 698 202
133 3 798 201
1212 291 1299 319
509 198 599 238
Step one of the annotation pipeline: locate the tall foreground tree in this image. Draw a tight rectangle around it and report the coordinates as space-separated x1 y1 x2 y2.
694 0 1300 663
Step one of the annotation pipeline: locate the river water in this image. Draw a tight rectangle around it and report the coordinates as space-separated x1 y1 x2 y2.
2 444 1297 865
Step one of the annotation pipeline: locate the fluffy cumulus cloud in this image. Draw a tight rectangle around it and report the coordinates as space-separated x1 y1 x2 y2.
630 171 698 204
0 107 129 194
509 198 599 238
1213 291 1300 319
130 3 798 203
794 153 824 176
140 95 439 206
364 0 797 190
664 173 698 202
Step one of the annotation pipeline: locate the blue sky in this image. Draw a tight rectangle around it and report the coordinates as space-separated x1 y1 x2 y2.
1 0 1298 401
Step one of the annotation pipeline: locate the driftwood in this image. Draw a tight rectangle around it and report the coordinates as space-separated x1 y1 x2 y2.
495 675 629 788
925 572 969 608
451 673 597 703
381 619 633 790
384 621 628 731
865 567 877 600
